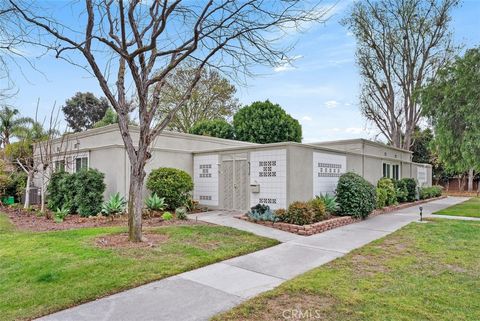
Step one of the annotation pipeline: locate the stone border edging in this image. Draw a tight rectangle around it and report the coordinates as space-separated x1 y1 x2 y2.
235 195 447 236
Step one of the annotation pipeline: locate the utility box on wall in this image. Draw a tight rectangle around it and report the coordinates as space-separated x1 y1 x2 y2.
250 183 260 193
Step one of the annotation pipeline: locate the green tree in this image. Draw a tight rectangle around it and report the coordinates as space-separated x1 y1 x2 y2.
411 127 434 164
421 47 480 192
156 64 240 133
233 101 302 144
189 119 235 140
93 107 118 128
0 106 33 147
62 92 109 132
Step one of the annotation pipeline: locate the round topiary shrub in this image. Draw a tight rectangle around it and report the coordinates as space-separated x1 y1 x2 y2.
146 167 193 210
336 172 376 219
307 198 327 221
283 201 315 225
377 178 397 206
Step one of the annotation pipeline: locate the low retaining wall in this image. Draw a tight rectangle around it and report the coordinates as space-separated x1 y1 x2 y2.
236 196 447 236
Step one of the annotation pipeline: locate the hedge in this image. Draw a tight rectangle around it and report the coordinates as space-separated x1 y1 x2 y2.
336 172 376 219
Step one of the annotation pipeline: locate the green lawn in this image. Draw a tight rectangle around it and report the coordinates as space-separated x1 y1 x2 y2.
434 197 480 218
0 213 278 321
214 219 480 321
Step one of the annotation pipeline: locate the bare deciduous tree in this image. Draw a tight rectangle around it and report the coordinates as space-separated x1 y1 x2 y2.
11 0 330 241
342 0 458 149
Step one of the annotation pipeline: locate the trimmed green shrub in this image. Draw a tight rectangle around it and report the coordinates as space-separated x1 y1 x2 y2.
315 194 339 215
47 171 70 211
376 187 388 208
401 178 417 202
162 211 173 221
336 172 376 219
101 192 126 216
74 169 106 217
394 180 409 203
419 186 443 199
146 168 193 210
377 178 397 206
308 198 327 221
4 171 27 202
283 201 316 225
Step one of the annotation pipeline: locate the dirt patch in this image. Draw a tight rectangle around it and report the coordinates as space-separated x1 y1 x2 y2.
1 205 210 232
94 232 169 249
223 293 338 321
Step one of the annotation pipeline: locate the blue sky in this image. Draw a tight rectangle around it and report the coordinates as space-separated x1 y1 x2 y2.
5 0 480 143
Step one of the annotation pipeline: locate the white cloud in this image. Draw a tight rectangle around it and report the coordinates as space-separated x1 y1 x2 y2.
302 116 312 121
273 55 303 72
324 100 340 109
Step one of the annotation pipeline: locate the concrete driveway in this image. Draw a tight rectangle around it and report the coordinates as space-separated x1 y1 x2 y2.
37 197 468 321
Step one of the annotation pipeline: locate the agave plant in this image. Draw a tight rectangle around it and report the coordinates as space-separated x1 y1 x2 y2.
54 205 69 223
101 193 126 216
316 194 339 214
145 193 166 211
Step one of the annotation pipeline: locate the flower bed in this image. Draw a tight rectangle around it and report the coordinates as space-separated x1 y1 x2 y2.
236 196 446 236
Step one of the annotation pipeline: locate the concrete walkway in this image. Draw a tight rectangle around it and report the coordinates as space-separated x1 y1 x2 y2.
38 197 468 321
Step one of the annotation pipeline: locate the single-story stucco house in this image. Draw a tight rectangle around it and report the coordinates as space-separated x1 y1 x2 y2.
33 124 432 211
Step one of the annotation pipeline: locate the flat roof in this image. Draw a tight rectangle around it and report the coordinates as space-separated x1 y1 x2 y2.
311 138 413 154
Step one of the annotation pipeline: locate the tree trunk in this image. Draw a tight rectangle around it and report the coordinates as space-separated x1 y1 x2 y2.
23 171 33 209
40 172 46 213
127 165 146 242
467 168 474 192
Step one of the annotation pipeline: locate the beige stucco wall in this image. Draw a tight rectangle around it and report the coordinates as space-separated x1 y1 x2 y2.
286 145 314 204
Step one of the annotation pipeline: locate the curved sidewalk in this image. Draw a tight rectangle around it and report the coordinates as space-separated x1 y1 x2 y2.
37 197 468 321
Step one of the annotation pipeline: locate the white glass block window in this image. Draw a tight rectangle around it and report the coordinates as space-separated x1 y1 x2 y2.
194 155 219 206
313 152 346 197
250 149 286 210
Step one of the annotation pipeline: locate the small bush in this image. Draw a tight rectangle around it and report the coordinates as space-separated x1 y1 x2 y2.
283 201 315 225
376 187 388 208
308 198 327 221
315 194 339 215
247 204 279 222
162 211 173 221
101 193 126 216
146 168 193 210
274 208 287 220
47 171 70 211
336 172 376 219
4 171 27 202
145 193 166 211
74 169 106 217
175 207 188 220
394 180 409 203
377 178 397 206
401 178 417 202
54 206 69 223
419 186 443 199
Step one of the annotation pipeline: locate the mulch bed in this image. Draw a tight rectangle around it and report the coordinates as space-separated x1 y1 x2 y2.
1 205 208 232
237 196 447 236
94 232 169 249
